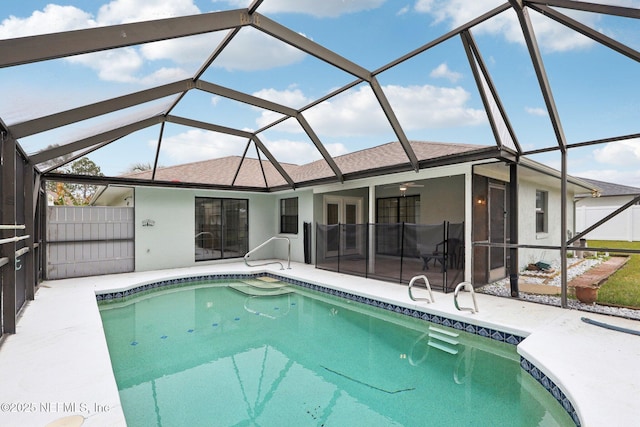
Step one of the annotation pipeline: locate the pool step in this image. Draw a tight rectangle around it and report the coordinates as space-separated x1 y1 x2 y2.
256 276 282 283
230 279 292 296
428 326 459 355
243 278 288 289
429 326 459 337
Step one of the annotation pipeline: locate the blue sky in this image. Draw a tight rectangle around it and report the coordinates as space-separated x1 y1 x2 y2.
0 0 638 187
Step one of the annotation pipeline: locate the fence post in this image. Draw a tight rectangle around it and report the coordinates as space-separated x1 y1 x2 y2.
399 222 405 283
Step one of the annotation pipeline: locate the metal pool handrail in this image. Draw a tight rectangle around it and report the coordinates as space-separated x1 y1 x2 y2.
0 224 26 230
408 275 434 303
244 236 291 270
195 231 214 238
454 281 479 314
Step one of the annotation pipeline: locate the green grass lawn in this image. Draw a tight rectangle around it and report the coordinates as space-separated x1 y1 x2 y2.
588 240 640 308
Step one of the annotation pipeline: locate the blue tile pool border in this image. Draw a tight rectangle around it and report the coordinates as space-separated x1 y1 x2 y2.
520 358 580 426
95 272 579 426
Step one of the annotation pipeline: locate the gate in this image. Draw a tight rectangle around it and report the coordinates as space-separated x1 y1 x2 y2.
46 206 134 279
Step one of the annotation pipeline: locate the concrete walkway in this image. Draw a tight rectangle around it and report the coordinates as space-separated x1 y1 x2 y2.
568 256 629 288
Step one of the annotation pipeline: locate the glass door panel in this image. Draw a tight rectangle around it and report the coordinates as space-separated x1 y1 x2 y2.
345 202 357 251
489 185 506 281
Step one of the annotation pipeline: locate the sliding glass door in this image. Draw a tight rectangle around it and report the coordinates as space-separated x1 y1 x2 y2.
195 197 248 261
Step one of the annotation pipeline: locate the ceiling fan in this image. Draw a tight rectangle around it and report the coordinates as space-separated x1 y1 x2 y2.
386 182 424 195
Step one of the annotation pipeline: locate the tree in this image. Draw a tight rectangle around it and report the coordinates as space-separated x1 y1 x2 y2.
40 144 74 171
52 182 76 206
43 144 74 197
65 157 104 204
125 162 154 173
49 157 104 205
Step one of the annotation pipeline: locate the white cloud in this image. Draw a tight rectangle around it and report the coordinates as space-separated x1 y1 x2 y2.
397 6 411 16
415 0 595 53
65 46 192 85
264 139 349 164
525 107 547 117
386 84 486 128
155 129 248 163
527 12 594 53
569 139 640 188
255 83 486 137
67 48 144 83
139 32 225 65
139 67 192 85
415 0 498 27
299 85 389 137
253 86 309 108
252 88 309 131
593 139 640 167
1 1 304 84
213 0 385 18
96 0 200 25
0 0 200 39
214 28 306 71
0 4 96 38
153 128 349 165
0 1 202 84
141 28 306 73
577 169 640 189
430 63 462 83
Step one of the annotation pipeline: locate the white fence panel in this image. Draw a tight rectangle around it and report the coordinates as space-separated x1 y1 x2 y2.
576 205 639 242
46 206 135 279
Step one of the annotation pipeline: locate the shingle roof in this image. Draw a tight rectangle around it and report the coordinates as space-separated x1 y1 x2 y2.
124 141 490 188
576 177 640 198
290 140 488 181
125 156 300 188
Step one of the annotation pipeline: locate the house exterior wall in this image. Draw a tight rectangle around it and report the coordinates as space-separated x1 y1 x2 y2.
134 187 276 272
420 175 465 224
517 179 575 269
473 162 579 278
128 163 579 280
316 174 465 226
274 189 315 264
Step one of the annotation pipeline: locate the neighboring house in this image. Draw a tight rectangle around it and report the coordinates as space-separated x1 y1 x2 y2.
575 178 640 242
89 141 595 288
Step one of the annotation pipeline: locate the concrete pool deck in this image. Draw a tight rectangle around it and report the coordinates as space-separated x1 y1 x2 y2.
1 261 639 426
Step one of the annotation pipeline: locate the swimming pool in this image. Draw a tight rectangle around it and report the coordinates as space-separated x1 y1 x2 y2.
99 277 575 426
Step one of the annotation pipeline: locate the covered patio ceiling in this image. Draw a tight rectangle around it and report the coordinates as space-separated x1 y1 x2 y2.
0 0 638 191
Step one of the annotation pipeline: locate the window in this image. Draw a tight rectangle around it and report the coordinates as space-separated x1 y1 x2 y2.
280 197 298 234
376 195 420 223
195 197 248 261
536 190 547 233
376 196 420 255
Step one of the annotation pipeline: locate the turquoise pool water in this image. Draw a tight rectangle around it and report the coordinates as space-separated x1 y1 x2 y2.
99 279 574 426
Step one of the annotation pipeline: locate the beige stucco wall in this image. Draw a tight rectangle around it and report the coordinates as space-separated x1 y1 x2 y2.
273 188 315 263
134 186 277 272
517 178 575 269
419 175 465 224
130 162 579 278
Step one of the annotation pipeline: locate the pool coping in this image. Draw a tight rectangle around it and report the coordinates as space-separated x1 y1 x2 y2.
96 270 580 426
